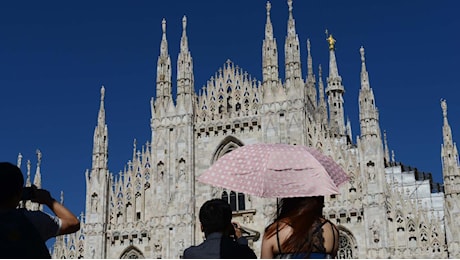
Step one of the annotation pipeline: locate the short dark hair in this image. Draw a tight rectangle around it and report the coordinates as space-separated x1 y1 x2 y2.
199 199 232 236
0 162 24 203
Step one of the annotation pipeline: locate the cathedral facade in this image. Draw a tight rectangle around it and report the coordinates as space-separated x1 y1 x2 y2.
43 0 460 258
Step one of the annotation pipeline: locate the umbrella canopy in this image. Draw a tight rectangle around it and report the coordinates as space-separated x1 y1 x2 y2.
198 143 349 198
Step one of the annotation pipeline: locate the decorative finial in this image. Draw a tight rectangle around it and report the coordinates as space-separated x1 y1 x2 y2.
287 0 293 13
36 149 42 166
182 15 187 32
360 46 365 63
17 153 23 168
441 98 447 118
133 138 137 156
27 160 31 174
326 33 336 50
307 38 311 52
266 1 271 15
318 64 322 77
100 85 105 101
162 18 166 34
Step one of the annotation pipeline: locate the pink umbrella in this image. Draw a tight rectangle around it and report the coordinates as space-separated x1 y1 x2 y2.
198 143 349 198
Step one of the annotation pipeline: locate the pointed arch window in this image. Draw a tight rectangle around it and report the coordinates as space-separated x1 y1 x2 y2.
221 190 245 212
230 191 237 210
120 246 144 259
214 137 247 212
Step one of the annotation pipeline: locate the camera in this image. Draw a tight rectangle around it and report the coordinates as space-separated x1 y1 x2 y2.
21 185 37 201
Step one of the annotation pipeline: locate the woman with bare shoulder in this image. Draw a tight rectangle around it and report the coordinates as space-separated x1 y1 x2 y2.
261 196 339 259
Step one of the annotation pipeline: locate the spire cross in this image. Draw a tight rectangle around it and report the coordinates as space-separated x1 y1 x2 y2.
266 1 271 15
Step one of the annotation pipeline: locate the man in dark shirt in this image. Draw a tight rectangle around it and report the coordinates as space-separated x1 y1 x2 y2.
0 162 80 258
183 199 257 259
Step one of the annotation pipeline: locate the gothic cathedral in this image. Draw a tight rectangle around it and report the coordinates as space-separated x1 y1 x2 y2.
42 1 460 258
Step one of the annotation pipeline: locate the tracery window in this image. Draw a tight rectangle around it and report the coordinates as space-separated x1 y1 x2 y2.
396 212 405 231
235 103 241 111
337 234 353 259
432 240 441 253
420 230 428 242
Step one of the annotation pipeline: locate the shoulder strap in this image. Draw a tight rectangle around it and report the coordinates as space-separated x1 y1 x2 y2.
307 219 331 253
312 219 338 255
312 219 329 235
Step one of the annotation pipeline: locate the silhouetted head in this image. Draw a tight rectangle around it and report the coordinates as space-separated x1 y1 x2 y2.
199 199 233 237
0 162 24 208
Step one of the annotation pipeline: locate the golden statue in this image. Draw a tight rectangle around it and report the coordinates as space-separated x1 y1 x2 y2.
326 34 336 50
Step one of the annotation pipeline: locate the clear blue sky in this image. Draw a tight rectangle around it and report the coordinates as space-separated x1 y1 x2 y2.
0 0 459 220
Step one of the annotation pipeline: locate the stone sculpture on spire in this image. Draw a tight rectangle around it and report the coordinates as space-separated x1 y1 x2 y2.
326 33 336 50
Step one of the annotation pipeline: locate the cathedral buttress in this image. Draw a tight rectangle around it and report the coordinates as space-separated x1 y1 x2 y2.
84 86 110 258
284 0 303 99
325 33 345 137
440 99 460 258
357 47 389 257
176 15 194 114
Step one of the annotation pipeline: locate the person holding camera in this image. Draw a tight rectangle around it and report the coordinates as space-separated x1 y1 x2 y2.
183 198 257 259
0 162 80 258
